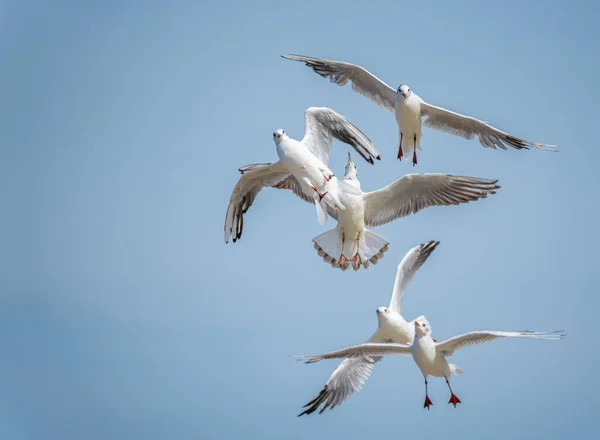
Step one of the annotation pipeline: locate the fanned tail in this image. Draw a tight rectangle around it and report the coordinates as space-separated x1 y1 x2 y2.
312 228 389 271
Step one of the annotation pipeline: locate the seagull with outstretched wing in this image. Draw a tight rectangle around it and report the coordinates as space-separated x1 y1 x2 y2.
224 107 380 243
297 320 563 410
283 54 557 166
299 241 439 416
312 153 499 271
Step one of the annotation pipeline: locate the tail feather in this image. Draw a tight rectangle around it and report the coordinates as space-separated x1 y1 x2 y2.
314 198 328 225
450 364 463 376
312 228 389 271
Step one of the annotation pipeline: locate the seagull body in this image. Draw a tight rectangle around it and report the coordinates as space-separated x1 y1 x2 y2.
297 321 563 410
298 241 439 416
274 130 345 223
312 154 499 271
283 54 557 165
224 107 380 243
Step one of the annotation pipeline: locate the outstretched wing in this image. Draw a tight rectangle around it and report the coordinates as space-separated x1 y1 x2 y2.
302 107 380 165
296 342 412 364
224 162 305 243
389 241 439 314
436 330 564 357
420 101 557 151
298 331 388 416
283 54 397 112
363 174 500 228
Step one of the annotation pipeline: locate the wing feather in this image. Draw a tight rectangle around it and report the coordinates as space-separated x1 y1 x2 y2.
363 174 500 228
283 54 397 112
224 163 301 243
436 330 564 357
420 102 557 151
301 107 380 165
389 241 439 314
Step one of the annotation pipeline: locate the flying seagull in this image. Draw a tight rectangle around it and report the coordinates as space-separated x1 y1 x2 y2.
299 241 439 416
312 153 499 271
297 321 563 409
283 54 557 166
224 107 380 243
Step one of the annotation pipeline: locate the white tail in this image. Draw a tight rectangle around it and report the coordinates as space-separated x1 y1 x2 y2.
312 228 389 272
450 364 464 376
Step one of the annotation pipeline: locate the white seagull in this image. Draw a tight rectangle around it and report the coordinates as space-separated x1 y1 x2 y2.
224 107 380 243
297 320 563 410
283 54 557 166
312 153 499 271
298 241 439 416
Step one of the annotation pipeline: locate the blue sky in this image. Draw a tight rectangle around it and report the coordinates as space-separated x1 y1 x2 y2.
2 0 599 438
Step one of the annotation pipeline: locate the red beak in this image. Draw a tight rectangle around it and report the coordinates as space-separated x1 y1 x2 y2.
415 322 420 327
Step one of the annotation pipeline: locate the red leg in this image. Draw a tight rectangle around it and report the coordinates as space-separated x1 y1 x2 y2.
397 132 404 160
412 134 418 166
323 173 334 182
445 377 461 407
423 377 433 410
311 186 328 202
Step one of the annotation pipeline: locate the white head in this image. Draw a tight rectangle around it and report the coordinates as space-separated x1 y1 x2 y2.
344 153 358 179
414 317 432 337
397 84 412 99
272 129 289 145
375 306 395 328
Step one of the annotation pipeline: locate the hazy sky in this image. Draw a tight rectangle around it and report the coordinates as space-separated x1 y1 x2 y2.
2 0 599 439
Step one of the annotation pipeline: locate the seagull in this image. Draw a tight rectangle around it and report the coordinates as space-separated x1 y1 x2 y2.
283 54 557 166
297 321 563 409
224 107 380 243
299 241 439 416
312 153 499 271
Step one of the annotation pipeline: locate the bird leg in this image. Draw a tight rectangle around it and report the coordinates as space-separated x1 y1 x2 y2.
423 377 433 410
412 133 418 166
445 377 461 407
311 186 328 202
397 132 404 160
323 172 334 182
351 233 363 271
335 231 347 267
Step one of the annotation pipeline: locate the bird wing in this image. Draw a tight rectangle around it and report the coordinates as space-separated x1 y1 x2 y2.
298 331 389 416
435 330 564 357
296 342 412 364
389 241 439 314
224 162 301 243
301 107 380 165
420 101 557 151
284 54 397 112
363 174 500 228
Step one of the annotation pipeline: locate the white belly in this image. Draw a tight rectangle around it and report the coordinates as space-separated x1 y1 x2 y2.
395 97 422 151
276 140 328 189
337 192 365 239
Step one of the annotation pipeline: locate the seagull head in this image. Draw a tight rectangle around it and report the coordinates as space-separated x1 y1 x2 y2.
344 153 358 179
376 306 389 317
397 84 411 99
414 318 431 337
272 129 288 144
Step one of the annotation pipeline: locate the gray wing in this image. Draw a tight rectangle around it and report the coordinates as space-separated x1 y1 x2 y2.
296 342 412 364
302 107 380 165
420 101 557 151
224 162 305 243
389 241 439 314
436 330 564 357
284 54 397 112
298 331 388 416
363 174 500 228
